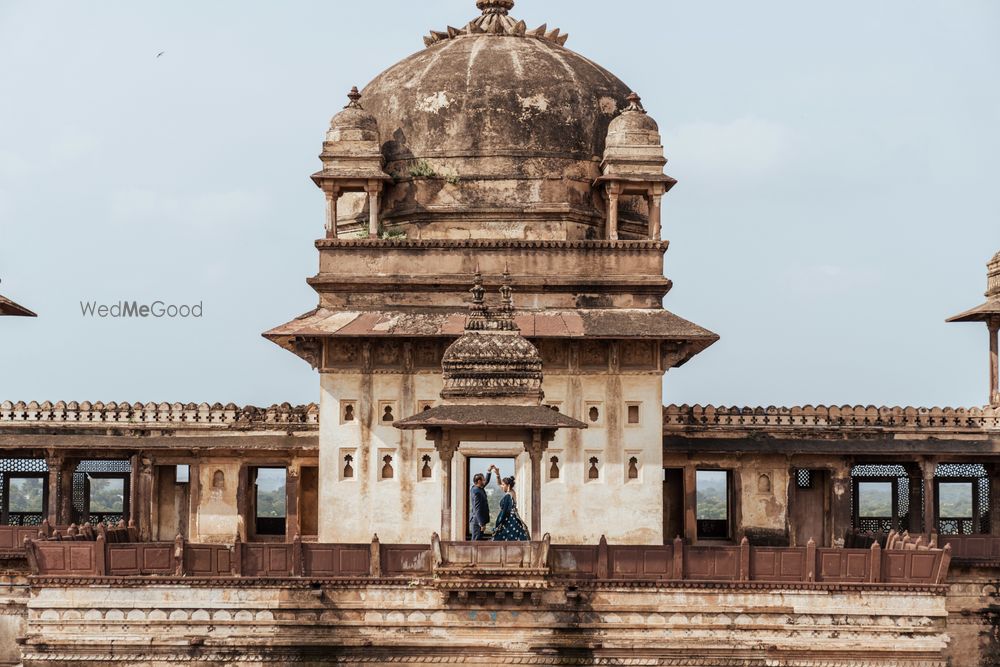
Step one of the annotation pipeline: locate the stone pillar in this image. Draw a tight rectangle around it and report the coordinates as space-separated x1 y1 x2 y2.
648 192 663 240
830 466 852 547
58 459 76 525
437 434 457 541
526 431 544 538
606 183 621 241
324 186 341 239
922 458 937 536
137 456 154 542
989 318 999 406
906 463 923 534
45 456 62 525
990 463 1000 536
286 466 300 539
683 465 697 543
366 182 380 237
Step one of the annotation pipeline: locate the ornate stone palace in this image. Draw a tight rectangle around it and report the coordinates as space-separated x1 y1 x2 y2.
2 1 999 665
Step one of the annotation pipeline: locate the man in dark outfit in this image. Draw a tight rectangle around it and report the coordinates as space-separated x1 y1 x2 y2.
469 470 492 540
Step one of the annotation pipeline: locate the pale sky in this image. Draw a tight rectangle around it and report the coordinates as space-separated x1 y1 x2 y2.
1 0 998 408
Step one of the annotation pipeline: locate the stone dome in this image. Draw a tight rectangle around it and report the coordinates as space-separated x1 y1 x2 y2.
440 272 543 404
988 250 1000 298
326 87 379 143
338 0 640 239
607 93 660 139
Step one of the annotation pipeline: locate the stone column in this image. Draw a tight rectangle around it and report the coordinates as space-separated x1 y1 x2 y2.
830 466 852 547
59 462 76 526
608 183 621 241
286 465 300 539
922 458 937 536
437 433 457 541
906 463 923 534
990 463 1000 536
366 182 381 237
683 465 697 543
525 431 545 538
989 317 999 406
45 456 62 525
137 456 154 541
324 186 341 239
648 192 663 240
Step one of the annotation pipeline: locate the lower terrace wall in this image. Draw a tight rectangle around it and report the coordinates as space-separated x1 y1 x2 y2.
21 580 949 666
0 562 30 667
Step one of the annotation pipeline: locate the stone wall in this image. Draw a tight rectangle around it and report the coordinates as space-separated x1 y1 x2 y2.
19 580 950 666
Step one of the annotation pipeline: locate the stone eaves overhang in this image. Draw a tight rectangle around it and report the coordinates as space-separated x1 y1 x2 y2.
265 307 718 366
947 297 1000 323
663 404 1000 457
0 294 36 317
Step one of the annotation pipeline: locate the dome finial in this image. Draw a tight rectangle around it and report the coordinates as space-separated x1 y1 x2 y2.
477 0 514 15
499 265 514 318
345 86 362 109
468 270 488 325
625 92 646 114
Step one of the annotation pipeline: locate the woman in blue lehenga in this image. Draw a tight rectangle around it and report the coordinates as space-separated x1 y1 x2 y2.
490 469 530 541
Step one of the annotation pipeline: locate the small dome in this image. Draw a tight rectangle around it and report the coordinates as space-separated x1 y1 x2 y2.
988 250 1000 298
326 87 379 143
440 273 543 404
607 93 660 140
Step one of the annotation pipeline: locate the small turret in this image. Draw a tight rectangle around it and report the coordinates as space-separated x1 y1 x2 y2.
311 87 391 239
596 93 677 241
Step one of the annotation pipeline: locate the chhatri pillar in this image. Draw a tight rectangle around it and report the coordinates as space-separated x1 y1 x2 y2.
596 93 677 241
947 250 1000 406
395 271 586 540
311 87 392 239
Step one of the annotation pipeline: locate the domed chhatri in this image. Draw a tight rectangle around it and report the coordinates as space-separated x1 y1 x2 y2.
313 87 392 239
318 0 675 240
440 271 543 405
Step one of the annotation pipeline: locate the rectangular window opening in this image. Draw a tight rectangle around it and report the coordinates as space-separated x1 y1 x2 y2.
253 467 287 537
696 470 731 540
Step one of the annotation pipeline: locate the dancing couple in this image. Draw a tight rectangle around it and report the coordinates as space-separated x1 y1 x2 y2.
468 464 529 541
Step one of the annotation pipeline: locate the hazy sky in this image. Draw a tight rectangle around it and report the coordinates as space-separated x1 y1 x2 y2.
1 0 998 408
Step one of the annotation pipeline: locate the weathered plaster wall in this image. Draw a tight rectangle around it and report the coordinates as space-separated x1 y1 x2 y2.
0 571 28 667
190 461 241 543
319 366 663 545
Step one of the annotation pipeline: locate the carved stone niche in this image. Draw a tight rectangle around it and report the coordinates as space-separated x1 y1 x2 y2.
579 341 609 370
620 340 656 369
413 340 442 369
326 340 362 369
537 340 569 371
373 341 402 369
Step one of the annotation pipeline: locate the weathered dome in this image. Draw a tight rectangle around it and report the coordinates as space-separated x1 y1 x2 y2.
607 93 660 140
440 272 543 404
988 250 1000 298
344 1 636 239
326 87 379 143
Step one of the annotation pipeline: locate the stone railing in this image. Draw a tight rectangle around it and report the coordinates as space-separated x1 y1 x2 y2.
0 401 319 427
664 404 1000 430
25 533 952 587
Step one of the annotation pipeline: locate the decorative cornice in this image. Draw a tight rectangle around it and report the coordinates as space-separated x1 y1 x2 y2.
0 401 318 428
315 239 670 251
664 404 1000 431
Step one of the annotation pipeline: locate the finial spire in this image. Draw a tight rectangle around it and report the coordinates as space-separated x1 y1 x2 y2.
624 92 647 114
477 0 514 15
468 270 488 326
498 266 515 321
344 86 362 109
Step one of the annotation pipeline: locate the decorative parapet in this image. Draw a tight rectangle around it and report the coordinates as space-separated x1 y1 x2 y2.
663 404 1000 431
0 401 319 429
